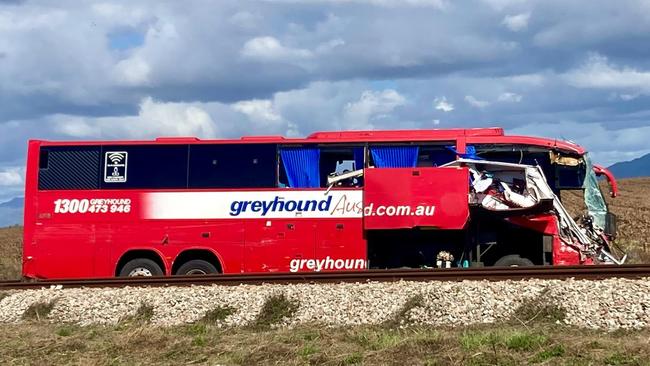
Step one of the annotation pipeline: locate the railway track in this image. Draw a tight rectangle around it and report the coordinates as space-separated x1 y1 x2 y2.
1 264 650 290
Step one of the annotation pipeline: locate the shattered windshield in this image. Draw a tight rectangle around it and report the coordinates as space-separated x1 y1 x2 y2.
583 153 608 229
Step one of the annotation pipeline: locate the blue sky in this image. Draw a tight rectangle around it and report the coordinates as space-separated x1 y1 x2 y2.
1 0 650 203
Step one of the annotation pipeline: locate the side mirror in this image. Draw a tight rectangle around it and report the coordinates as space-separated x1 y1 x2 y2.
605 212 617 239
593 165 619 198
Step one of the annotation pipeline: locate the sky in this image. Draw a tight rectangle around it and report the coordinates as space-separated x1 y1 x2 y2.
1 0 650 203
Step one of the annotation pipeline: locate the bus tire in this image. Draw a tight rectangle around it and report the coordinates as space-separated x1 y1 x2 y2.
494 255 534 267
176 260 218 275
119 258 164 277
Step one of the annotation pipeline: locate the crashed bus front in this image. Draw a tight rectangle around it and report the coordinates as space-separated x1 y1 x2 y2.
442 158 623 266
357 138 623 268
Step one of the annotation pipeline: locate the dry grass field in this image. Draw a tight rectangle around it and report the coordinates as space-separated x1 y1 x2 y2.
0 311 649 365
0 226 21 280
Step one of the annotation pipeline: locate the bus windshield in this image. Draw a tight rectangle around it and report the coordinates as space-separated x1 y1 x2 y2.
583 153 608 229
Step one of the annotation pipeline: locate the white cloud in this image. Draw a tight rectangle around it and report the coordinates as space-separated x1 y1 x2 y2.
502 73 545 86
229 11 261 29
136 97 217 137
91 3 149 27
464 95 490 108
315 39 346 54
0 8 67 31
55 97 217 139
502 12 530 32
113 56 151 86
343 89 406 129
497 92 523 102
480 0 528 11
0 167 23 187
619 93 639 101
232 99 283 123
241 36 313 61
56 117 101 138
434 97 454 112
265 0 447 8
563 54 650 92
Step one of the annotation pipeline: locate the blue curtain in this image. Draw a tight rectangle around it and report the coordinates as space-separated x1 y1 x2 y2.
370 146 419 168
446 145 482 160
353 147 365 171
280 147 320 188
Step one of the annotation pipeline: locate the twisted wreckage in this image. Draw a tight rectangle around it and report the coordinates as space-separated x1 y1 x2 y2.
443 158 624 265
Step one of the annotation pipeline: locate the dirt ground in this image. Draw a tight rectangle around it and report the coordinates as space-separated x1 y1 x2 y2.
0 226 21 280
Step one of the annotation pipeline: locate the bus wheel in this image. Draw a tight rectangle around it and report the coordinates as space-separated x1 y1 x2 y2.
176 260 218 275
494 255 534 267
119 259 164 277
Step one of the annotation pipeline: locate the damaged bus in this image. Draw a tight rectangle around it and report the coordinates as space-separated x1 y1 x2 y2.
23 127 623 279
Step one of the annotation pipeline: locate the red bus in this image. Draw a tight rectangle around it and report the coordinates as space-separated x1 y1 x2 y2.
22 128 623 279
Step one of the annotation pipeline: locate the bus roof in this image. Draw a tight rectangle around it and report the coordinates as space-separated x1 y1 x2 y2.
32 127 586 154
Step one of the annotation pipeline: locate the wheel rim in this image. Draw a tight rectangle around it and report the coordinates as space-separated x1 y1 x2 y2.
128 267 153 276
185 268 207 275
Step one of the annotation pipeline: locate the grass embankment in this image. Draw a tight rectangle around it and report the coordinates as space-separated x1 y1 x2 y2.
0 322 648 365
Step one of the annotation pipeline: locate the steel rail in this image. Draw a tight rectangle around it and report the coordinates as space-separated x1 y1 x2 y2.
1 265 649 290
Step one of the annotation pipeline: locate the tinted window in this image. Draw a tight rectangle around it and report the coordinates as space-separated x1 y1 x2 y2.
39 146 101 190
319 146 364 187
100 145 188 189
417 146 456 167
189 144 277 188
555 165 586 189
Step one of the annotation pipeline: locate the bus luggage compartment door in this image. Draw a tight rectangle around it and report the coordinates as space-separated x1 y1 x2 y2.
363 167 469 230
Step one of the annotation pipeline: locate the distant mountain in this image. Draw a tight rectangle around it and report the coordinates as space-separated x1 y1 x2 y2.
0 197 23 227
608 153 650 179
0 197 24 209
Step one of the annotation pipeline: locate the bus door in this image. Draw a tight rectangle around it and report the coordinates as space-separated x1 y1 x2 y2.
244 219 315 272
315 218 366 272
363 167 470 230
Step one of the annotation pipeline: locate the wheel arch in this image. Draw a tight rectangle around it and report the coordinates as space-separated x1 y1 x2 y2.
171 247 224 275
115 248 168 276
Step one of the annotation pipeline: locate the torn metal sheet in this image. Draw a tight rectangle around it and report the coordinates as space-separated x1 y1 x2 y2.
443 158 625 265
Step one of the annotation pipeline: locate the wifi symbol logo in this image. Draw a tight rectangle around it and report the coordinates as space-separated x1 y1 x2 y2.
108 152 124 164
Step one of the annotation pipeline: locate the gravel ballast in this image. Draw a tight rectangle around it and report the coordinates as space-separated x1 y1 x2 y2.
0 278 649 330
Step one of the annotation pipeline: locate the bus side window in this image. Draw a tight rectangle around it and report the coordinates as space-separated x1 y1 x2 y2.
278 146 364 188
417 146 456 167
38 146 101 190
319 147 364 187
100 145 188 189
189 144 277 188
